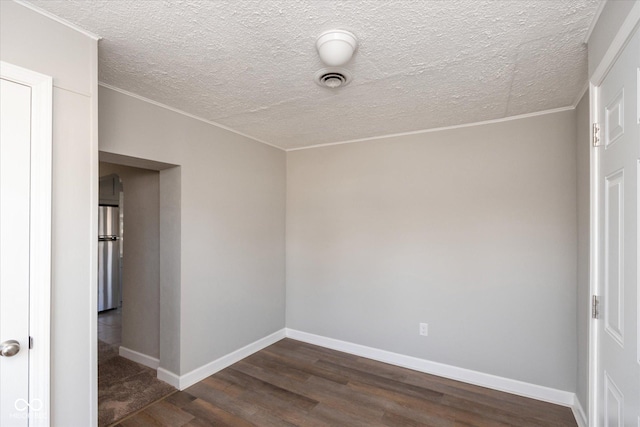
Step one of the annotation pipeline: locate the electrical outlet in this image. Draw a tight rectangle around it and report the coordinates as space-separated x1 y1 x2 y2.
419 323 428 336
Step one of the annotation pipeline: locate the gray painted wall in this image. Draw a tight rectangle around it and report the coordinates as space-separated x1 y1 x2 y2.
588 0 637 76
1 2 97 425
99 162 161 359
98 86 286 375
286 110 579 392
158 165 182 374
575 92 590 413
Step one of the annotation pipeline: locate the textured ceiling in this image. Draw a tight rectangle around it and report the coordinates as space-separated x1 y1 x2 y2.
27 0 599 150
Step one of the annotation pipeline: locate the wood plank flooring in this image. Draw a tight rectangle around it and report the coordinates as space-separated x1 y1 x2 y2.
115 338 578 426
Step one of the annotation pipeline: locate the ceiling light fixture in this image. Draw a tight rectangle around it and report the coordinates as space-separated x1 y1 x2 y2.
316 29 358 67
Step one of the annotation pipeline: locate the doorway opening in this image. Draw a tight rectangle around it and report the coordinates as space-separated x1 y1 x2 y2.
97 156 178 426
97 172 122 350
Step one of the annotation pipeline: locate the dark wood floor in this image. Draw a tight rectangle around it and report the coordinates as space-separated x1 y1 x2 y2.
115 338 577 426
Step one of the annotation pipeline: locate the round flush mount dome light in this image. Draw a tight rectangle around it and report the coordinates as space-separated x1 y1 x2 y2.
314 67 353 89
316 29 358 67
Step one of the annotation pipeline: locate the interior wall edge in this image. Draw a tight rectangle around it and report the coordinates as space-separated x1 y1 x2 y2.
118 346 160 370
158 329 286 390
574 89 591 419
572 395 588 427
99 150 178 171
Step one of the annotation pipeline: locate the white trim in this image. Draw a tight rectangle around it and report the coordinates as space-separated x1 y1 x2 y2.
158 329 286 390
88 38 100 427
119 347 160 370
637 158 640 368
155 326 584 424
285 329 575 407
98 82 285 152
584 0 608 44
589 1 640 85
12 0 101 40
573 395 588 427
100 82 582 154
589 80 599 427
1 61 53 427
286 106 575 152
156 367 181 389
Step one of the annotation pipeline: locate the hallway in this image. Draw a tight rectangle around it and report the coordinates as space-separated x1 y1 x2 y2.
98 309 174 426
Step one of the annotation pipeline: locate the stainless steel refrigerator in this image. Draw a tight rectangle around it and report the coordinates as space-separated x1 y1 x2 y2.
98 206 121 312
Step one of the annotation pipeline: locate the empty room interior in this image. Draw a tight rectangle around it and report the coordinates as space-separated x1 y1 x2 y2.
1 0 639 426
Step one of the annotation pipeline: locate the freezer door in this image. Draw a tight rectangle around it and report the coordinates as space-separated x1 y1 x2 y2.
98 205 119 237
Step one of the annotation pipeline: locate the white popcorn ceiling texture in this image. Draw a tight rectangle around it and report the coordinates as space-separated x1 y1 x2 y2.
29 0 599 150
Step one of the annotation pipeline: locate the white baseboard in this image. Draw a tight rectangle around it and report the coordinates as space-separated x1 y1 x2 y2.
159 328 286 390
119 346 160 370
572 395 588 427
285 329 576 408
153 327 587 427
157 367 181 388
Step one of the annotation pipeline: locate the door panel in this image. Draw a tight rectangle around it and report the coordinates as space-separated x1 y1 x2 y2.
596 25 640 427
0 78 31 426
604 372 623 426
605 89 624 148
604 169 624 345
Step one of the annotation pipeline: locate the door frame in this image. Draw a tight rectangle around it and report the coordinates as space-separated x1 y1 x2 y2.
0 61 52 426
588 4 640 426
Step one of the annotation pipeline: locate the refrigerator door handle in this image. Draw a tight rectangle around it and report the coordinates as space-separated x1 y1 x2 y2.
98 235 119 241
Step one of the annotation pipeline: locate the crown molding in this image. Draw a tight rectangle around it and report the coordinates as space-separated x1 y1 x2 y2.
287 106 576 152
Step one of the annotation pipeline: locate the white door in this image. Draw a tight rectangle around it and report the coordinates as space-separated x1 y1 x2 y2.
0 78 32 425
595 26 640 426
0 62 52 427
